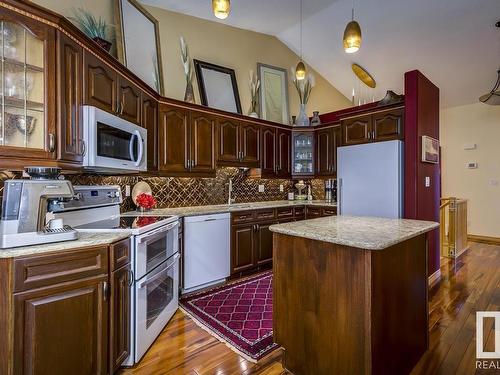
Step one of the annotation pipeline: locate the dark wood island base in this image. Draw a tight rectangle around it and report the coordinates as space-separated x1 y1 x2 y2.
273 233 429 375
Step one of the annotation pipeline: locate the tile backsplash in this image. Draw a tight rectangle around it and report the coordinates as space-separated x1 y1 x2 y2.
0 168 325 213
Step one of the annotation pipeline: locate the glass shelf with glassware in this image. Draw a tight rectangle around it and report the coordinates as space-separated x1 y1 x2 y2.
292 130 315 176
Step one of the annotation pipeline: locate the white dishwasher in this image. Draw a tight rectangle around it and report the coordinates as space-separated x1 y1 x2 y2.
183 213 231 293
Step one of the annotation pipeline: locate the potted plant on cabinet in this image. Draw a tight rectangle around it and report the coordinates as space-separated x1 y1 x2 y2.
69 8 114 52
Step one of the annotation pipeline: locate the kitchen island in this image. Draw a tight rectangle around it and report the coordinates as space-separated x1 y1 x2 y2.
269 216 439 375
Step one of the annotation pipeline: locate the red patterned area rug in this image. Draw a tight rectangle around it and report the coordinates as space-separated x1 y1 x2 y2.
179 271 277 362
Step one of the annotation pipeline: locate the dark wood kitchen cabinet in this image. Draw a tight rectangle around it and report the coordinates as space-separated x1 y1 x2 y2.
142 93 158 171
0 239 132 375
217 118 240 164
342 108 404 145
57 31 84 163
372 108 404 141
158 105 189 174
190 111 216 175
83 50 118 114
316 124 341 177
276 129 291 178
117 76 141 125
255 221 274 266
240 121 260 167
217 119 260 167
342 114 372 145
158 105 215 177
261 127 277 177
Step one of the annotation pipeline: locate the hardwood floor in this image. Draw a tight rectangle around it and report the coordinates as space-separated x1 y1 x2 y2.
120 242 500 375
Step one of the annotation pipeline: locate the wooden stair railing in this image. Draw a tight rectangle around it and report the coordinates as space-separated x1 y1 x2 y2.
440 197 469 258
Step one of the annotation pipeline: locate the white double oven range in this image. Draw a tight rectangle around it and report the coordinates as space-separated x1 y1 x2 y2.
53 185 179 365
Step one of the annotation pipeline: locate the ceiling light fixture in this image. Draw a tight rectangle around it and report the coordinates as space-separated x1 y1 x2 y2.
212 0 230 20
295 0 306 80
343 0 362 53
479 69 500 105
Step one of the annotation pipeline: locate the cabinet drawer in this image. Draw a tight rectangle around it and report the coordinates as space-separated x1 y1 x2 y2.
305 206 322 218
276 207 294 219
322 207 337 216
255 209 276 221
294 207 305 217
232 211 256 224
13 246 108 293
110 238 131 272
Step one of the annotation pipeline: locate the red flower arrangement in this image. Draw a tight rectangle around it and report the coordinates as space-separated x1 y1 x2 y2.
135 193 157 210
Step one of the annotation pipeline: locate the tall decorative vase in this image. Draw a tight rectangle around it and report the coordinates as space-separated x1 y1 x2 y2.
184 81 195 104
296 103 310 126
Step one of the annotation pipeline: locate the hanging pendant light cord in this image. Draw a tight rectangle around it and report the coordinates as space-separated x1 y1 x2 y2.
300 0 303 60
352 0 355 21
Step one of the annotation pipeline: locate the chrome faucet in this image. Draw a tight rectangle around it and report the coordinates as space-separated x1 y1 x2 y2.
228 178 235 205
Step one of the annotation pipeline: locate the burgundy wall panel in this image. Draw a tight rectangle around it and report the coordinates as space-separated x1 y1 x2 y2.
404 70 441 275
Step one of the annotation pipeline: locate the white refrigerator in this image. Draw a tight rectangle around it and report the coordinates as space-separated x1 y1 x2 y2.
337 140 403 218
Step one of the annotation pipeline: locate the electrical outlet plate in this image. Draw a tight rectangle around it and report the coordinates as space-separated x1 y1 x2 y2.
425 177 431 188
467 162 478 169
279 184 284 192
258 184 265 193
125 185 131 197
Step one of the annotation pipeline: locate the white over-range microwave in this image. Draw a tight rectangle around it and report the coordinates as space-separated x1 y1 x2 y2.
82 105 147 173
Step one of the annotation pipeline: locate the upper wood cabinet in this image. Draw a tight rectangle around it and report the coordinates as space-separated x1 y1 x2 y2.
57 31 84 163
0 10 57 162
372 108 404 141
142 93 158 172
316 125 341 177
83 51 142 125
240 122 260 167
117 76 141 125
276 129 291 178
158 105 189 174
217 119 261 167
158 105 215 177
83 51 117 114
292 129 314 177
342 115 372 145
190 111 216 175
342 108 404 145
217 118 240 164
261 127 277 177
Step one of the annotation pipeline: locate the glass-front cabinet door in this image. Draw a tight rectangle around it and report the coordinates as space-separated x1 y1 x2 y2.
0 11 55 160
292 130 315 176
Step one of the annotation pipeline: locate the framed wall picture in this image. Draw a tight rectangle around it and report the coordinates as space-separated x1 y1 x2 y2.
257 63 290 124
114 0 164 95
194 60 242 114
421 135 439 163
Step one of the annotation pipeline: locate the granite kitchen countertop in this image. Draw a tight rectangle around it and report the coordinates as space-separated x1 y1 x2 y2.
122 200 337 218
0 232 131 258
269 215 439 250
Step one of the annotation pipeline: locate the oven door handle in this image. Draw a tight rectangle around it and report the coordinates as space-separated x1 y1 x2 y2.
136 221 179 244
137 253 179 289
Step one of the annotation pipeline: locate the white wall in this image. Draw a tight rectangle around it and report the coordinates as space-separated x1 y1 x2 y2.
440 103 500 238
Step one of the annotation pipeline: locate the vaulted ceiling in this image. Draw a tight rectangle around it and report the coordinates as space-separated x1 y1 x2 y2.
142 0 500 108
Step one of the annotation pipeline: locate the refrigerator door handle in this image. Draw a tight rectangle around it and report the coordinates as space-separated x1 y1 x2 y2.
338 178 342 215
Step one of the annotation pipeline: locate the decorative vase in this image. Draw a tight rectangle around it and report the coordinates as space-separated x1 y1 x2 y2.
296 103 310 127
184 81 195 104
136 206 152 213
311 111 321 126
92 37 112 52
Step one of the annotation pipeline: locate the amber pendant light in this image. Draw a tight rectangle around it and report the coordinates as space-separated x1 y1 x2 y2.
343 0 362 53
212 0 230 19
295 0 306 80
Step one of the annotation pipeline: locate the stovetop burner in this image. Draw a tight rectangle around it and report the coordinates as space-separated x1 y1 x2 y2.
75 215 175 231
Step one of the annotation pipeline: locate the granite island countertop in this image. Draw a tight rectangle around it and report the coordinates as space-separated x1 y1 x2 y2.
0 232 131 258
269 215 439 250
123 200 336 218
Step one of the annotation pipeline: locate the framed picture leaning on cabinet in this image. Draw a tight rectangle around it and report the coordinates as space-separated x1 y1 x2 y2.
114 0 164 95
194 59 242 114
257 63 290 125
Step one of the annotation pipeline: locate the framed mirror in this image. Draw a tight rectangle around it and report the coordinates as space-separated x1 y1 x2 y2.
115 0 164 94
194 59 242 114
257 63 290 124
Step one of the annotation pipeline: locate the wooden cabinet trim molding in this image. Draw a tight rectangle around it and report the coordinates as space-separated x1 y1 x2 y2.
337 105 405 122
